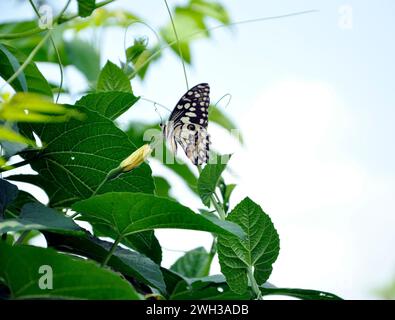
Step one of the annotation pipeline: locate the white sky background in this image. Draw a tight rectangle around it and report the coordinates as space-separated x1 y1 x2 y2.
1 0 395 299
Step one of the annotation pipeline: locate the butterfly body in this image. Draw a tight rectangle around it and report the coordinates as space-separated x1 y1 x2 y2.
162 83 211 165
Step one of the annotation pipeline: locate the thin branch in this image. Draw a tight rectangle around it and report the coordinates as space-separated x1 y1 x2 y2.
163 0 189 90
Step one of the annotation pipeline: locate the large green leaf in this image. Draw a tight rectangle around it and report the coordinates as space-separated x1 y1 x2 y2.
124 122 198 194
170 247 210 278
0 44 52 96
97 61 132 93
76 91 139 120
217 197 280 294
44 231 166 294
72 192 245 239
0 202 83 234
0 243 140 299
77 0 96 17
197 154 231 207
0 179 18 217
15 106 154 207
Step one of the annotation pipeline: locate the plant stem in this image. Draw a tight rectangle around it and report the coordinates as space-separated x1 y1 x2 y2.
15 231 30 245
163 0 189 90
247 267 263 300
0 0 115 40
4 30 52 86
211 194 226 220
101 235 122 267
200 238 217 277
92 167 122 197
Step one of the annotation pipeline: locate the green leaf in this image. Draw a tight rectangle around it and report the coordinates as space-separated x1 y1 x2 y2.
217 197 280 295
219 181 236 213
197 154 231 207
0 92 82 122
72 192 245 239
0 44 27 91
170 247 211 278
190 0 231 25
0 179 18 217
0 243 140 299
0 202 83 234
77 0 96 18
44 231 166 294
92 223 162 265
171 275 251 300
153 176 173 199
170 275 342 300
0 122 28 157
64 39 100 83
76 91 139 120
0 45 52 96
160 8 208 64
0 126 34 147
160 267 189 298
260 287 342 300
126 37 148 65
3 190 38 219
97 61 132 93
209 106 243 144
16 106 154 207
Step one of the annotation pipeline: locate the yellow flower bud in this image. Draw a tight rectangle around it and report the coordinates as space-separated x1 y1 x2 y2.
120 144 152 172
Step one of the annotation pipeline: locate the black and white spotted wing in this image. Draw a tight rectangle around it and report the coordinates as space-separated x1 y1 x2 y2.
162 83 211 165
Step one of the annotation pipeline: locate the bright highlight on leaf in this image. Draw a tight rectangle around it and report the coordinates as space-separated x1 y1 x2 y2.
0 92 82 122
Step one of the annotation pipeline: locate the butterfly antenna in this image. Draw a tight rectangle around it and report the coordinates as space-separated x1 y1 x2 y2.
214 93 232 109
163 0 189 90
154 102 164 126
140 96 172 113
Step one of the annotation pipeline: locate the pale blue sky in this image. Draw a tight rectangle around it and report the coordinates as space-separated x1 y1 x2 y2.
1 0 395 299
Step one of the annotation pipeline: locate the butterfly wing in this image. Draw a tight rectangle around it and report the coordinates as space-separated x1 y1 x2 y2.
165 83 211 165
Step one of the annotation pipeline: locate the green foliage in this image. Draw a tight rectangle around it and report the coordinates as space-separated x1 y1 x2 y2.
198 154 231 207
0 178 18 217
97 60 132 93
0 45 52 96
171 247 211 278
0 243 140 299
76 91 139 120
73 192 245 238
217 197 280 294
0 0 341 301
44 231 166 294
0 202 83 234
77 0 97 18
14 106 154 207
65 39 100 82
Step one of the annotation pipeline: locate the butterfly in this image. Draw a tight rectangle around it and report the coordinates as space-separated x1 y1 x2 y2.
161 83 211 165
